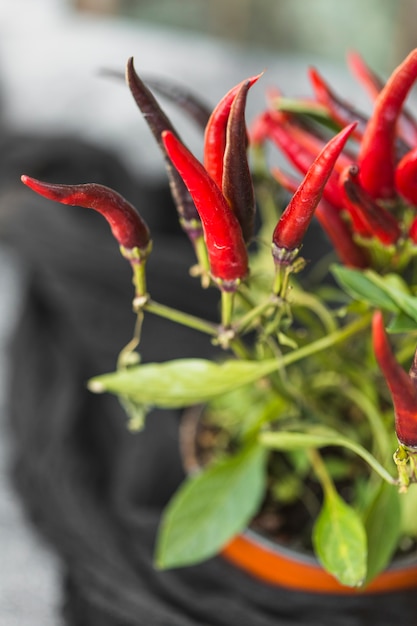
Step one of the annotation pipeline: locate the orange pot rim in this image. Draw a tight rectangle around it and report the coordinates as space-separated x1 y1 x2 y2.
222 528 417 595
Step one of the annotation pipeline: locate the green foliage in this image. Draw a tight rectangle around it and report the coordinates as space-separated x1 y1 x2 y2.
156 444 267 568
313 491 367 587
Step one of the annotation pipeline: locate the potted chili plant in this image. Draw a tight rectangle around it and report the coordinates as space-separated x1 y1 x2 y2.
19 48 417 605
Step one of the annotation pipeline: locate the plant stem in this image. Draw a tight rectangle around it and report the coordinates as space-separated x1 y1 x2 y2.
117 310 144 369
281 312 373 368
234 295 280 334
221 290 235 329
144 299 218 336
307 448 337 499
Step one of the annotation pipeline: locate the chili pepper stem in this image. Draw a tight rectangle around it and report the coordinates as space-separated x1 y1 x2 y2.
394 445 417 492
130 261 149 307
221 289 235 329
273 263 291 297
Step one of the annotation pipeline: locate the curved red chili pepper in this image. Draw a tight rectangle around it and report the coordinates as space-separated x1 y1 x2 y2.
203 74 261 190
21 175 151 255
272 123 356 263
162 130 248 290
222 79 256 242
308 66 367 139
372 310 417 448
395 147 417 207
347 50 417 150
340 165 401 245
357 49 417 201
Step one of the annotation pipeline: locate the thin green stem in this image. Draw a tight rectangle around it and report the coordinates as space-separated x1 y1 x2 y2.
280 312 373 368
117 310 144 369
221 290 235 329
234 295 281 334
144 299 218 336
307 448 337 499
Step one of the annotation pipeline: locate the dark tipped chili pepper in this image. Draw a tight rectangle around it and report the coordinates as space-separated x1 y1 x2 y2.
99 68 211 129
357 49 417 201
340 165 401 245
21 175 151 255
162 130 248 289
203 74 261 190
395 147 417 207
272 123 356 264
222 79 256 242
126 57 201 234
308 66 367 138
372 310 417 449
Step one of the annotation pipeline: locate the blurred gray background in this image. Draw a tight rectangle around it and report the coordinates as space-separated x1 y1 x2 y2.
0 0 416 623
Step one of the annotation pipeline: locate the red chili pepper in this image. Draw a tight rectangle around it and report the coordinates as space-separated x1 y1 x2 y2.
357 49 417 201
347 50 417 150
20 176 151 256
272 123 356 263
308 66 367 139
346 50 382 101
272 166 369 268
203 74 261 190
263 111 351 210
340 165 401 245
315 200 369 268
162 130 248 290
222 79 256 242
409 216 417 244
372 310 417 449
395 147 417 207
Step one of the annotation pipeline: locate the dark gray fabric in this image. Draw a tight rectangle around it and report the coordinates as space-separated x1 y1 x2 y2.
3 136 417 625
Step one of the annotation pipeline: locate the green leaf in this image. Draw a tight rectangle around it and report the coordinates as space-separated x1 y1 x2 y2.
259 429 396 485
331 266 399 312
365 271 417 326
332 265 417 329
89 358 280 409
313 492 367 587
364 482 401 584
399 485 417 537
155 444 267 568
387 312 417 333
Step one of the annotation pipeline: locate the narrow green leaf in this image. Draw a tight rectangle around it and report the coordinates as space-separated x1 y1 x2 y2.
331 266 399 312
155 444 266 569
89 358 281 409
387 312 417 333
313 492 367 587
365 271 417 326
364 482 401 584
259 429 396 485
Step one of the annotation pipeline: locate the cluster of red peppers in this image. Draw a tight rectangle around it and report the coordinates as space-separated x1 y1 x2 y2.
20 49 417 457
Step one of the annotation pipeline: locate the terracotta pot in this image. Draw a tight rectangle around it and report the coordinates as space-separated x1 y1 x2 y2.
180 405 417 596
